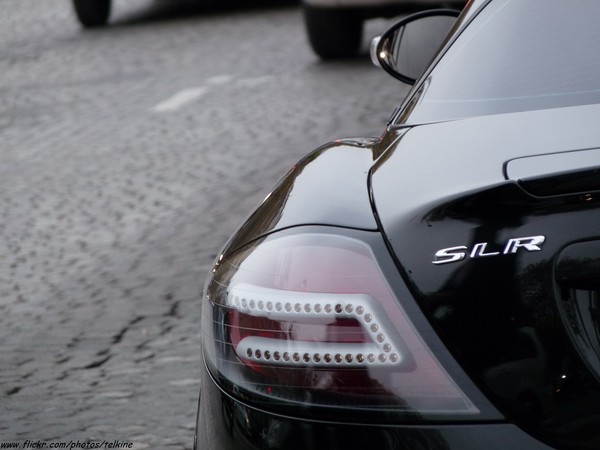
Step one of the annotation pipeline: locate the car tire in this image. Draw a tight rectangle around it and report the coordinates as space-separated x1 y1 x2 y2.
72 0 111 28
303 6 363 59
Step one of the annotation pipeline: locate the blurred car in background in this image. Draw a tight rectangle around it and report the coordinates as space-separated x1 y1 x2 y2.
302 0 465 59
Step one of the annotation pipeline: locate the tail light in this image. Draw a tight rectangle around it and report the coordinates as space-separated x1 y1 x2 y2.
202 231 479 420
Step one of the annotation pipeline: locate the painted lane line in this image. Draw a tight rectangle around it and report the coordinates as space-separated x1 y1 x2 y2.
235 76 273 88
206 74 234 85
152 87 209 113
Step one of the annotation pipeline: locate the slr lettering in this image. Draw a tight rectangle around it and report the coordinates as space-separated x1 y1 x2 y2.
433 235 545 265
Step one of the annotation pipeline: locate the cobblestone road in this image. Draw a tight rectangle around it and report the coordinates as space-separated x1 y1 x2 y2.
0 0 407 447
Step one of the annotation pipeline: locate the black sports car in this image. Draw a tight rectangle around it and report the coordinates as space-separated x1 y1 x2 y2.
194 1 600 448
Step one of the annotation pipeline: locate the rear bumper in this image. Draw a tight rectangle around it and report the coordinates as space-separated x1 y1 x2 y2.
194 363 555 450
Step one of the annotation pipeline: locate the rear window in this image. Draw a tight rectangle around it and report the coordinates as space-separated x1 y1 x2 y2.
402 0 600 123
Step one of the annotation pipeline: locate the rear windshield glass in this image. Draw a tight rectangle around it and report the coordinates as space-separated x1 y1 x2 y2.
402 0 600 123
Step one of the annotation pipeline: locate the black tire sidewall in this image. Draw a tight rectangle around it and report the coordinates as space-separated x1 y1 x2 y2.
303 6 364 59
73 0 111 27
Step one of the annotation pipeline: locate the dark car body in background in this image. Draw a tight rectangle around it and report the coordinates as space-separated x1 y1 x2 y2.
195 0 600 449
302 0 466 59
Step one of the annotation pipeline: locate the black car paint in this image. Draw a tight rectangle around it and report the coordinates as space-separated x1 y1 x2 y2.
371 103 600 449
218 136 385 257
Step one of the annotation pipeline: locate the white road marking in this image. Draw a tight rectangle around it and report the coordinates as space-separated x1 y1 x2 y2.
169 378 202 386
152 87 209 113
151 74 273 113
235 76 272 88
206 74 234 85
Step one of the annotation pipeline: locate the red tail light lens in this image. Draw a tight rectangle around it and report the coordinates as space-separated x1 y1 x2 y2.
229 283 407 369
202 232 478 418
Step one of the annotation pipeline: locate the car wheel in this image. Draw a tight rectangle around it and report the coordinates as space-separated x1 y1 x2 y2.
72 0 111 28
303 6 363 59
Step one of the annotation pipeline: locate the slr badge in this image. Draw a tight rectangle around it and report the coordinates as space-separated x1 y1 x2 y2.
433 235 546 265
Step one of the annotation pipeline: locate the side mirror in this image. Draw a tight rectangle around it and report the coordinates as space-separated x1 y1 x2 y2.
371 9 461 84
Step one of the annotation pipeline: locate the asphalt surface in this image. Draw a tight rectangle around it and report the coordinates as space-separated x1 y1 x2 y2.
0 0 408 448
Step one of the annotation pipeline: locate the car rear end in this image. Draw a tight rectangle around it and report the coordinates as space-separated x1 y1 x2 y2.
195 1 600 448
194 134 552 450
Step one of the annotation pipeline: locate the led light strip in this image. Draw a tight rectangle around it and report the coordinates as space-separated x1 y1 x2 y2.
227 283 402 367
